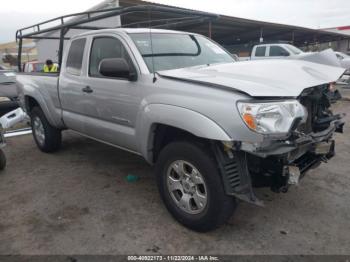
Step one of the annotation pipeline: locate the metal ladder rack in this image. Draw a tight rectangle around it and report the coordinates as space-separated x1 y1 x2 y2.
16 5 219 71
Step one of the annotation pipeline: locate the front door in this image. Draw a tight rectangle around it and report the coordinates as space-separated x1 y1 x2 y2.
79 35 142 152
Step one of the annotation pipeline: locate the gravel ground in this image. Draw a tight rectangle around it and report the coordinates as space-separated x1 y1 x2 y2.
0 100 349 255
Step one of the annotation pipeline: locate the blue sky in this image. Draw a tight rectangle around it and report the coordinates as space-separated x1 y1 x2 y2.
1 0 349 43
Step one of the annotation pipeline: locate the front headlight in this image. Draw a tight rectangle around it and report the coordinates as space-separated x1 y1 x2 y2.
237 100 307 135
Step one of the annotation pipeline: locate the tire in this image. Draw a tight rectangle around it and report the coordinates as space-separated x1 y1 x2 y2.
30 107 61 153
155 141 237 232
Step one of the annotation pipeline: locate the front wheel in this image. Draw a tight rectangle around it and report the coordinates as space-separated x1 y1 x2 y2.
155 141 237 232
31 107 62 153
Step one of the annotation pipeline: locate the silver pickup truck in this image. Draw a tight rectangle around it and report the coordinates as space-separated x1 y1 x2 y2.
17 28 345 231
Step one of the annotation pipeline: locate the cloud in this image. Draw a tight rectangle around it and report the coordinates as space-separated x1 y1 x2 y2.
0 0 100 43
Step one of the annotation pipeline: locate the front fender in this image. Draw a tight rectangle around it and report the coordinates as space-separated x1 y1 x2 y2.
136 103 231 163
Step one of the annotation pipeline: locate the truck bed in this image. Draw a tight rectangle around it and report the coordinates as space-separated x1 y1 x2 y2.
16 73 64 128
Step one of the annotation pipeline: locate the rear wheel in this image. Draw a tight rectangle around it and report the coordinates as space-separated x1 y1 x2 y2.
155 141 237 232
31 107 61 153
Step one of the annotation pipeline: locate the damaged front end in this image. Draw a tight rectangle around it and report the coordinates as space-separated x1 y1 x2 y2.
214 84 344 205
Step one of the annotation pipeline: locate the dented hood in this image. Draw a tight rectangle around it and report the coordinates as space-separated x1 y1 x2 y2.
296 49 342 67
158 59 345 97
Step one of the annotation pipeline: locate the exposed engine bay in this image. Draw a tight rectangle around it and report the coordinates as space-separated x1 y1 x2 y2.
298 84 343 133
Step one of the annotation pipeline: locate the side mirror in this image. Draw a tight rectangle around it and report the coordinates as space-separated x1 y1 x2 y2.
99 58 136 81
281 51 290 56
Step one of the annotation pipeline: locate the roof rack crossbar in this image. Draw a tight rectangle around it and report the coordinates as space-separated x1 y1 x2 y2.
23 36 71 40
69 26 111 31
66 16 210 34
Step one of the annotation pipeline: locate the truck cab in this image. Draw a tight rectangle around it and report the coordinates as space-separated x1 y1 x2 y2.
251 43 304 60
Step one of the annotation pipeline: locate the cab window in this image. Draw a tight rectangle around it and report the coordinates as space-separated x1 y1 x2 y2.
66 38 86 75
270 46 289 56
89 37 134 78
255 46 266 57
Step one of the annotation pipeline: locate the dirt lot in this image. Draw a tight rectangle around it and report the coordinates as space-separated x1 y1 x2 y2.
0 100 349 255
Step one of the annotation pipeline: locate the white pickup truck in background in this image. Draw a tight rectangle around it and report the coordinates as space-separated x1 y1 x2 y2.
238 43 347 71
335 51 350 75
237 43 349 85
250 43 304 60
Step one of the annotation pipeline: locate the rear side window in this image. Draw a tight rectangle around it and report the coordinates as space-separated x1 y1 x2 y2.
270 46 289 56
255 46 266 57
66 38 86 75
89 37 133 78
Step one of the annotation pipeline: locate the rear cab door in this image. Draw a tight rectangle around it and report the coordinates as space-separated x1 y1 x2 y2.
59 37 89 133
251 45 268 60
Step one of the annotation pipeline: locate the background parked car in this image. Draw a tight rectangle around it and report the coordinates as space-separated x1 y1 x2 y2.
0 70 19 116
22 61 45 73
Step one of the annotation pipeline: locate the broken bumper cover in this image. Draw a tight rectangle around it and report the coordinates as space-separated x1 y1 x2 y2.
241 118 344 160
215 119 344 206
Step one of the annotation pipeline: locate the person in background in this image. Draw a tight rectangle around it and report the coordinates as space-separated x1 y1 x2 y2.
43 59 58 73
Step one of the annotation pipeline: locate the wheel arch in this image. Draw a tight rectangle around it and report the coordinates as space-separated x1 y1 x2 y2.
136 104 231 164
24 95 40 113
24 95 54 124
23 94 63 128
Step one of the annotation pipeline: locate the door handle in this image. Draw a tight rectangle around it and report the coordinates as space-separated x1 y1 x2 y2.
82 86 93 93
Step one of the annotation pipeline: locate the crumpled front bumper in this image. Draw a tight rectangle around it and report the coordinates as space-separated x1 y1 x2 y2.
240 118 344 160
248 118 344 188
215 118 344 206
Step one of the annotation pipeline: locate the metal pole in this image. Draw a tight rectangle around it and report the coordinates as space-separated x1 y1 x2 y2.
208 21 212 38
260 28 264 42
17 38 23 72
58 28 66 69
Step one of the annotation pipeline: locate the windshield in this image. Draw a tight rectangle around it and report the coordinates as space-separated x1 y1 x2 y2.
129 33 235 72
284 44 303 55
